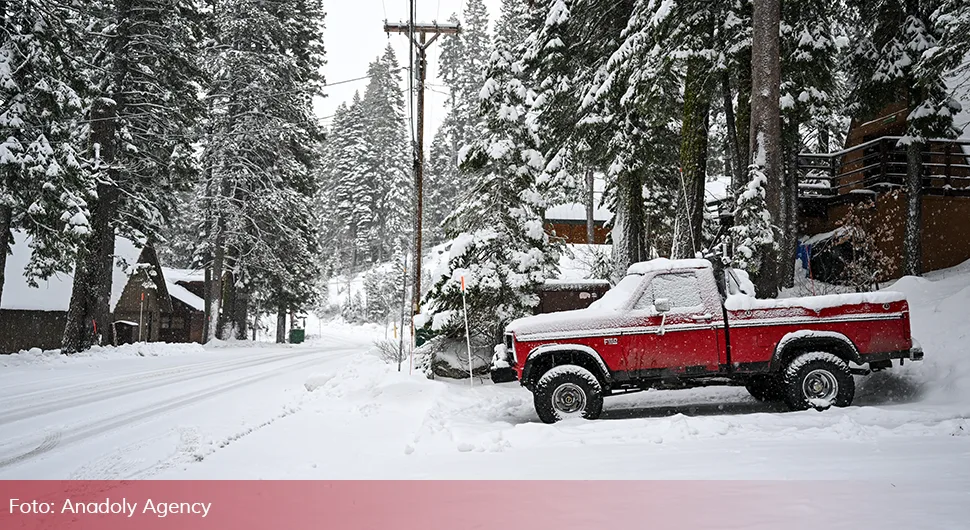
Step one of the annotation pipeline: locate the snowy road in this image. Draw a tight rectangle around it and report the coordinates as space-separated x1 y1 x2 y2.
0 338 363 479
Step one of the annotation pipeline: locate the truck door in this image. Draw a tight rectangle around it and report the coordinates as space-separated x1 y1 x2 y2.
630 271 720 375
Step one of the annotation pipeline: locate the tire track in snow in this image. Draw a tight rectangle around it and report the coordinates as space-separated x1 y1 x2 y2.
1 354 257 400
0 431 61 469
0 350 355 470
0 348 344 425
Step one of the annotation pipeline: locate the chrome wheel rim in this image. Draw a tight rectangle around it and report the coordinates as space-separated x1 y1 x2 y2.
802 369 838 401
552 382 586 415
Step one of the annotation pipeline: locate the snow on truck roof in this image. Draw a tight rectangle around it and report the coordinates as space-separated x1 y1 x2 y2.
1 230 143 312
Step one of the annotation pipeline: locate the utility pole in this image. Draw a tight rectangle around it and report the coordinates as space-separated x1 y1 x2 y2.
384 20 460 323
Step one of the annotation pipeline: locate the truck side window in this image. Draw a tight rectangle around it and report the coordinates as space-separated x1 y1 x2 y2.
633 273 704 312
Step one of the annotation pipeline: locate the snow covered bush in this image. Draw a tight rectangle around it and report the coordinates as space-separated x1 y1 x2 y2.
730 161 776 276
418 228 558 378
831 195 897 291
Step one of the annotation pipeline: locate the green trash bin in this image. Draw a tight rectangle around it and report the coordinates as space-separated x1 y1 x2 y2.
289 328 305 344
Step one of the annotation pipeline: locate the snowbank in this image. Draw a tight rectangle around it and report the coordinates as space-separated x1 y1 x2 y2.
627 258 711 275
0 341 206 368
882 259 970 404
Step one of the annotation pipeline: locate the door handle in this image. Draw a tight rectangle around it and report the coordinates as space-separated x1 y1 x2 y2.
692 314 713 321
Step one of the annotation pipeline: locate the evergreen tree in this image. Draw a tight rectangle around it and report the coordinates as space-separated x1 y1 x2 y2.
426 1 492 243
201 0 325 340
62 0 205 352
425 121 462 244
775 0 847 287
422 2 557 350
360 46 411 263
1 0 89 307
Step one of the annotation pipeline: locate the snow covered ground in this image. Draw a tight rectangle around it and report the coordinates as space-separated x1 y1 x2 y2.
1 263 968 512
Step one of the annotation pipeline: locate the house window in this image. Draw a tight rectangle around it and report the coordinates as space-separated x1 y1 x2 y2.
160 316 185 330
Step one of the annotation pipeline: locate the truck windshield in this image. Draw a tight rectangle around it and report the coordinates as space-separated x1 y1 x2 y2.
587 274 643 311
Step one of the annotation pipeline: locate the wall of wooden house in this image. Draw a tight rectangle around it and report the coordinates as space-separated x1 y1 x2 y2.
0 310 67 353
799 193 970 280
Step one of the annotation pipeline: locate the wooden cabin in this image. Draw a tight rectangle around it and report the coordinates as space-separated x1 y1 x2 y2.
544 202 611 245
0 232 209 353
537 279 612 313
0 231 161 353
796 70 970 279
159 268 206 344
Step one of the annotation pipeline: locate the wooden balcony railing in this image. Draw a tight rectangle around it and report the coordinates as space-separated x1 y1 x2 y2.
797 136 970 199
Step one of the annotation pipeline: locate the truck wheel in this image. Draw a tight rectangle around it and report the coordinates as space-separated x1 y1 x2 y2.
782 352 854 411
533 365 604 424
745 375 784 402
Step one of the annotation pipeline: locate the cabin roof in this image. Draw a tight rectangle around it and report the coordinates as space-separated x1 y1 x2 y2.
161 267 205 312
1 230 143 312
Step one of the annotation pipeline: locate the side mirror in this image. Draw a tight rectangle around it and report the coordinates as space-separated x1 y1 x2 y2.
654 298 671 314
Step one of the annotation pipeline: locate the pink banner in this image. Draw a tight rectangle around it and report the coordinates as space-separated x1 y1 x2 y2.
0 480 964 529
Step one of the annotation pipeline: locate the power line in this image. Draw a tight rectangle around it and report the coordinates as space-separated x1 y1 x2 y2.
78 69 401 125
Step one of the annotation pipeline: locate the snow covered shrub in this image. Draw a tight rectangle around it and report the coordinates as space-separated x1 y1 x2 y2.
373 339 405 366
730 161 776 275
363 261 405 324
832 196 896 291
413 335 490 379
418 228 558 378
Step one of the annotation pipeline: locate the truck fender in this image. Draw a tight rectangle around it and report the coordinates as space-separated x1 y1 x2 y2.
522 344 612 388
771 330 862 371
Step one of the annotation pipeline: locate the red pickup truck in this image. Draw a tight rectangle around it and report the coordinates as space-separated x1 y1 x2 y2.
491 258 923 423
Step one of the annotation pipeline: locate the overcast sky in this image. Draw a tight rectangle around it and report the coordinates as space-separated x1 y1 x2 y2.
315 0 502 147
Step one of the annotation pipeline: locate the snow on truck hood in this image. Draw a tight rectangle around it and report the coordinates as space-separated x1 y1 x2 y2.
506 306 630 339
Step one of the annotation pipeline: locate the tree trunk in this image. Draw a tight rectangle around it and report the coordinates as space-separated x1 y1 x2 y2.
231 281 249 340
673 57 712 259
203 261 211 340
585 168 595 244
904 140 923 276
749 0 782 298
275 304 287 344
735 52 752 178
218 266 234 338
62 182 119 353
62 86 121 354
612 170 647 278
817 121 830 153
0 171 12 309
207 231 225 342
721 71 744 193
779 118 801 289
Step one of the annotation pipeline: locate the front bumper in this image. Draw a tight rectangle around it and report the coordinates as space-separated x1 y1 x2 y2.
490 366 518 384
